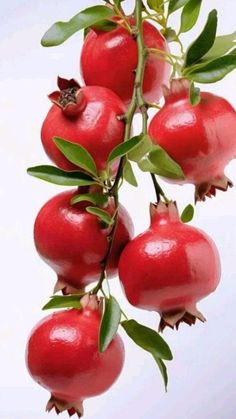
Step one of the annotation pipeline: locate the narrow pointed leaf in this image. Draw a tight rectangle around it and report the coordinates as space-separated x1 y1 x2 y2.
42 295 83 310
184 9 218 68
189 81 201 105
123 161 138 187
107 136 141 165
121 320 173 360
53 137 97 176
204 31 236 60
86 206 112 225
163 27 177 42
92 19 117 32
168 0 190 15
180 0 202 34
27 165 97 186
153 355 169 391
41 6 115 47
147 0 164 12
71 193 108 206
128 134 153 163
139 146 185 179
99 297 121 352
185 54 236 83
181 204 194 223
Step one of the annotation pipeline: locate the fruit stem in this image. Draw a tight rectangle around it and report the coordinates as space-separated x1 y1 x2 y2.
92 0 168 295
92 0 145 294
151 173 168 203
134 0 169 204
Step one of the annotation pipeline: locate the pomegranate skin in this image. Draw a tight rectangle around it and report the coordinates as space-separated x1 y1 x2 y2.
81 19 170 107
34 189 134 292
26 297 125 416
148 79 236 200
119 202 221 330
41 84 126 172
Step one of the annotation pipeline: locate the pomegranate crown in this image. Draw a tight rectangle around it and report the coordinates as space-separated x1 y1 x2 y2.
162 78 192 103
150 201 180 225
48 76 86 117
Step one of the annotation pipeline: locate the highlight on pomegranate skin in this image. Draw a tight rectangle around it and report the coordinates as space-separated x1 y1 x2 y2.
26 296 125 417
148 78 236 201
119 201 221 331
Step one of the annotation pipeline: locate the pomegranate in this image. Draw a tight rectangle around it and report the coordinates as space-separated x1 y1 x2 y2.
148 78 236 201
34 189 134 293
41 77 126 173
26 295 125 417
119 201 221 330
80 19 170 107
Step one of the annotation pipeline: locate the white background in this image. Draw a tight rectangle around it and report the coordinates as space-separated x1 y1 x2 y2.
0 1 236 418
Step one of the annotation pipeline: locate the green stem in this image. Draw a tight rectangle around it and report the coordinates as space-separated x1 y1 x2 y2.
92 0 169 295
151 173 169 203
134 1 169 204
92 0 148 295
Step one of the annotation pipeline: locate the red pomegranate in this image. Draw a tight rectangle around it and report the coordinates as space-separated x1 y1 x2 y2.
148 78 236 201
80 18 170 107
34 189 134 293
26 295 125 417
119 201 221 330
41 77 126 173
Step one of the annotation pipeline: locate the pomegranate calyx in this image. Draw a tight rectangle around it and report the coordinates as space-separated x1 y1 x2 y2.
46 395 84 417
150 201 179 225
54 278 85 296
162 78 191 103
195 175 233 202
57 76 80 91
80 294 101 311
48 77 86 117
159 306 206 332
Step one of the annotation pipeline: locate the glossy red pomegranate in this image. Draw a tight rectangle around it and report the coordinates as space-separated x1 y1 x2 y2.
119 201 221 330
34 189 134 293
41 77 126 173
81 19 170 107
148 78 236 201
26 295 125 417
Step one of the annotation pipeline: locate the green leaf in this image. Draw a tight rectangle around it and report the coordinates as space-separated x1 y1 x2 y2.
128 134 153 163
92 19 117 32
180 0 202 34
147 0 164 12
168 0 190 15
153 356 169 391
185 53 236 83
162 27 177 42
41 6 115 47
204 31 236 60
121 320 173 360
71 193 108 206
86 206 112 225
107 136 141 165
42 295 83 310
27 165 97 186
184 9 218 68
123 161 138 187
189 81 201 105
99 297 121 352
181 204 194 223
138 146 185 179
53 137 97 176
